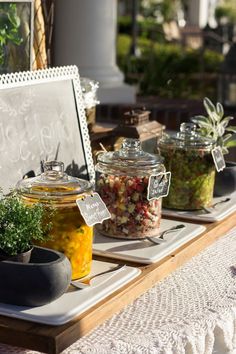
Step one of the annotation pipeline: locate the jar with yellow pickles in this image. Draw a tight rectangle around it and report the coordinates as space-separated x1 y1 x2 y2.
16 161 93 280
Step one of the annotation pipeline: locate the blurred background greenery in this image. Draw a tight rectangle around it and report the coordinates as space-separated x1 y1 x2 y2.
116 0 236 101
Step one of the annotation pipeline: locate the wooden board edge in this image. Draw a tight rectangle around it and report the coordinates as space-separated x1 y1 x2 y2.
0 212 236 353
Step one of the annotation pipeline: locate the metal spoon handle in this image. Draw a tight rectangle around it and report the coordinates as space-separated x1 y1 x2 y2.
160 224 185 238
202 198 231 213
71 264 126 289
212 197 231 208
146 224 185 245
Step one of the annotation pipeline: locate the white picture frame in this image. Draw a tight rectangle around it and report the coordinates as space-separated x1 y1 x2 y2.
0 65 95 191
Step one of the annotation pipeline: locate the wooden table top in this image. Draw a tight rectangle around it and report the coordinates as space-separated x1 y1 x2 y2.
0 212 236 354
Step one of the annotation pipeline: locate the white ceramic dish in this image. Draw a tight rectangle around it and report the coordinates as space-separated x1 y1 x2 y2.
93 219 206 264
0 260 140 326
162 192 236 222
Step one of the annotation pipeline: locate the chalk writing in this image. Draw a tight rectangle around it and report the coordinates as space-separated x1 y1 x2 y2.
0 79 91 192
76 193 111 227
147 172 171 201
211 146 225 172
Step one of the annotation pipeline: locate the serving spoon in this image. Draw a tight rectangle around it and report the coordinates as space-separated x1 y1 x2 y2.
201 197 231 214
70 264 126 289
145 224 186 245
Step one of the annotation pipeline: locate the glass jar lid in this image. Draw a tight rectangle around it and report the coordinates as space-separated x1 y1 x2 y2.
158 123 215 149
97 138 163 168
80 77 99 109
16 161 92 197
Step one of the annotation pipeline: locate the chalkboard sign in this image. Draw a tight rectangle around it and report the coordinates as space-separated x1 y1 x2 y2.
147 172 171 201
211 146 226 172
76 192 111 227
0 66 95 192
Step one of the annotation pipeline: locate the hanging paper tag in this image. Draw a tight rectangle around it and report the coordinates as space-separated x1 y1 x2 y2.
76 192 111 227
147 172 171 201
211 146 225 172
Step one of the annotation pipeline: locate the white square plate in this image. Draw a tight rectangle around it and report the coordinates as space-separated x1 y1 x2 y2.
162 192 236 222
93 219 206 264
0 260 140 326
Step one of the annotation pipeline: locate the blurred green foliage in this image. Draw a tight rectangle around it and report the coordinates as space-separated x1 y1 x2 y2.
0 3 22 66
118 16 165 42
139 0 179 22
215 0 236 24
117 34 224 99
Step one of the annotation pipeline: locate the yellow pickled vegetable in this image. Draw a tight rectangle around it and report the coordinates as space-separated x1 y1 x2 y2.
40 205 93 279
22 190 93 280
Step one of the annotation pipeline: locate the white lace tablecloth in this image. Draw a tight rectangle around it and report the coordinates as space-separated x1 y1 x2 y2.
2 227 236 354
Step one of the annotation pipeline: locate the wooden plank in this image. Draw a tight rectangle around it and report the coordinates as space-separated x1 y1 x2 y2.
0 212 236 354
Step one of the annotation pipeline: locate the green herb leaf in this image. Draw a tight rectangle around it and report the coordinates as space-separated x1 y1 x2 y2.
217 117 234 136
226 125 236 133
191 115 209 122
203 97 216 113
222 133 233 142
225 140 236 148
221 146 229 154
191 117 214 130
216 102 224 119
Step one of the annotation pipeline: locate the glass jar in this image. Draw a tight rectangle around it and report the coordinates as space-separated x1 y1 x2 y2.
80 77 99 133
158 123 215 210
96 138 165 239
16 161 93 280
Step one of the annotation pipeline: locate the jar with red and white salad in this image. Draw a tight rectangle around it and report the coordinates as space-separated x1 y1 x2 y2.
95 138 167 239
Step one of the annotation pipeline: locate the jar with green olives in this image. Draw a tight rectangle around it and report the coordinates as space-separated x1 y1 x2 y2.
158 123 215 210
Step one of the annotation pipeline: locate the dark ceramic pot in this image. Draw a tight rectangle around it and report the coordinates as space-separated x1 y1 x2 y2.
0 246 33 263
0 246 72 307
12 247 32 263
214 161 236 197
0 247 33 263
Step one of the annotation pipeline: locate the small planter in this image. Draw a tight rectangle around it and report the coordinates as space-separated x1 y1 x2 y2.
11 247 33 263
0 247 33 263
0 246 72 307
214 161 236 197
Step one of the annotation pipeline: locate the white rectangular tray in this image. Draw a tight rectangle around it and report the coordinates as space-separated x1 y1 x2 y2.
93 219 206 264
162 192 236 222
0 260 140 326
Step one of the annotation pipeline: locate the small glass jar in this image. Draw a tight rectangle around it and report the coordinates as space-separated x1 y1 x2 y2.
16 161 93 280
96 138 165 239
80 77 99 133
158 123 215 210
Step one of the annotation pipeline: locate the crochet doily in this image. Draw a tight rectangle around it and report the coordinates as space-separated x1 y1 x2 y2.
1 228 236 354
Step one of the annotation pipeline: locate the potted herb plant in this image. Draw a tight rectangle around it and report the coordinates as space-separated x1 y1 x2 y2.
0 190 72 307
0 190 51 262
191 97 236 196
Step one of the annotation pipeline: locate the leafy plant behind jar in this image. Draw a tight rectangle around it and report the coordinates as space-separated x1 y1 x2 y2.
0 191 53 256
0 3 22 66
191 97 236 154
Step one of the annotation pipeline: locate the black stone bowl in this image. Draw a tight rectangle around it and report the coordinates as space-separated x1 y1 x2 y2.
0 246 72 307
214 161 236 197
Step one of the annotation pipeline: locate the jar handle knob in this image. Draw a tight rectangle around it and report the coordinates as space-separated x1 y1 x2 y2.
42 161 65 180
43 161 64 173
180 122 197 134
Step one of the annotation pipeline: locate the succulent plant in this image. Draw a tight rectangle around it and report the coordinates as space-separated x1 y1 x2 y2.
191 97 236 154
